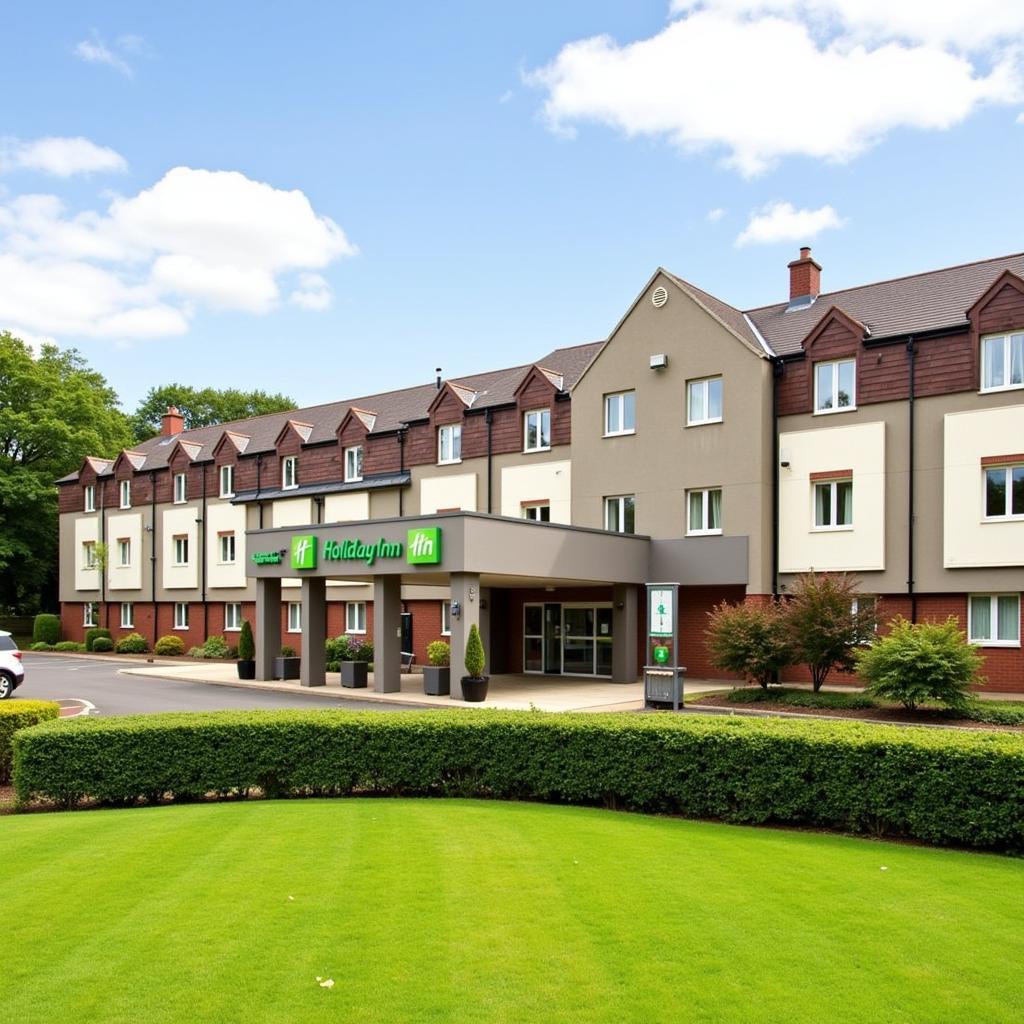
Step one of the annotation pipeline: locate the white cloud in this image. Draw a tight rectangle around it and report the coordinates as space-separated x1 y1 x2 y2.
736 201 844 246
0 167 355 344
528 7 1023 175
706 207 726 222
1018 112 1024 124
74 32 134 76
0 136 127 177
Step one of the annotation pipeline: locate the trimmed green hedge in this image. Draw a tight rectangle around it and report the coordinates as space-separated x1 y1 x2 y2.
12 711 1024 851
85 627 111 652
1 701 60 784
32 614 60 646
91 637 114 653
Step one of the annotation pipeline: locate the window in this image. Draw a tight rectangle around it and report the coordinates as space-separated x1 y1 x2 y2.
984 464 1024 520
814 359 856 413
438 424 462 464
173 535 189 566
173 472 187 504
344 445 364 482
346 601 367 634
980 332 1024 392
119 479 131 509
522 502 551 522
219 464 235 499
224 603 242 631
174 602 189 630
84 484 95 513
687 377 723 426
604 495 636 534
83 602 98 627
282 456 298 490
287 602 302 633
441 600 452 636
82 541 97 569
218 532 236 563
523 409 551 452
604 391 636 436
120 602 133 628
687 488 723 535
117 538 131 567
850 596 878 637
968 594 1020 647
814 478 853 529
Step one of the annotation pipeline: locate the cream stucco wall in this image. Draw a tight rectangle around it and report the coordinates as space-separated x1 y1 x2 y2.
325 492 370 522
779 420 886 573
74 516 100 592
944 403 1024 568
273 496 313 527
420 473 478 514
206 501 248 589
500 460 571 523
161 505 199 590
107 512 143 591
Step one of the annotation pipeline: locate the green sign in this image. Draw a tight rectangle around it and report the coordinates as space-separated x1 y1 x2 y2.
251 551 283 565
323 538 402 566
290 535 317 570
653 645 670 665
407 527 442 565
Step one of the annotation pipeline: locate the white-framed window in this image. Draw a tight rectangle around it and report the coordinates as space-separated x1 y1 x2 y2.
346 601 367 634
173 534 189 566
522 502 551 522
83 602 98 627
604 495 636 534
173 472 187 504
344 445 364 482
984 464 1024 520
174 602 189 630
438 424 462 464
687 487 723 535
687 376 723 426
224 603 242 631
218 532 236 564
219 464 235 499
968 594 1020 647
120 602 133 628
604 391 636 436
441 600 452 636
282 456 298 490
814 359 856 414
84 484 96 513
117 538 131 567
980 332 1024 393
287 602 302 633
814 478 853 529
119 479 131 509
523 409 551 452
82 541 97 569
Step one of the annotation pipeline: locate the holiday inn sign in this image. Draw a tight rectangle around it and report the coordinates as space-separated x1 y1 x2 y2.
251 527 443 570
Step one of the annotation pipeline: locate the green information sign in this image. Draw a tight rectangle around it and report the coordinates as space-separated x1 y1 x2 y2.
290 535 317 570
407 527 442 565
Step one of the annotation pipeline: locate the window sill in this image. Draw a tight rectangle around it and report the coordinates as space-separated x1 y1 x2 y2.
224 626 241 633
979 383 1024 396
982 516 1024 523
813 406 857 416
811 525 854 533
346 629 367 636
686 418 723 428
219 493 235 500
523 447 552 455
970 640 1021 649
686 530 723 537
344 477 363 484
603 431 636 438
173 627 189 632
437 459 462 466
281 485 299 492
286 628 302 634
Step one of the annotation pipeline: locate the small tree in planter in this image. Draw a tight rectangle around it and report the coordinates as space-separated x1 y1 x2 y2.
705 600 791 690
424 640 451 696
461 624 488 702
237 619 256 679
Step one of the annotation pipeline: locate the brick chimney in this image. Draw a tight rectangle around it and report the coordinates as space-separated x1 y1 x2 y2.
787 246 821 302
161 406 184 436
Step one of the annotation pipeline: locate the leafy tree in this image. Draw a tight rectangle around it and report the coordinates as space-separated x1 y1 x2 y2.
783 573 878 692
0 333 131 613
129 384 295 442
706 599 792 689
856 616 983 711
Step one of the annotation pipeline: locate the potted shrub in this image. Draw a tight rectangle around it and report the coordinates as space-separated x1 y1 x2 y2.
460 623 488 702
274 645 300 681
237 619 256 679
423 640 451 696
341 637 369 688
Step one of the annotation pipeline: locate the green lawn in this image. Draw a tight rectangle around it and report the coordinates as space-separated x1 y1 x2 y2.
2 800 1022 1023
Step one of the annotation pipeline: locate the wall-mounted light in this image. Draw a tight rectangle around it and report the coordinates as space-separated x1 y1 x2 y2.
780 461 790 468
468 586 476 602
451 600 462 620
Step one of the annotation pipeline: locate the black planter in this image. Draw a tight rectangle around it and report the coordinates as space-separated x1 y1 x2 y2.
273 656 301 680
460 675 489 703
237 660 256 680
342 661 369 688
423 666 450 696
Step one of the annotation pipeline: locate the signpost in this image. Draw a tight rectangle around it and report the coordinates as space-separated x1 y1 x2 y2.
644 583 685 710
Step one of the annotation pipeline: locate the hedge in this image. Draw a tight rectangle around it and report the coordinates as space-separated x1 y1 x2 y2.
1 701 60 784
12 710 1024 851
91 637 114 653
32 614 60 646
85 627 111 652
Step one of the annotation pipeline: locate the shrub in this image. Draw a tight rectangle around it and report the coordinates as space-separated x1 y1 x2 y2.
11 710 1024 851
237 620 255 662
464 624 485 678
325 635 352 663
84 627 112 652
32 614 61 646
154 635 186 656
427 640 451 667
91 637 114 653
0 700 59 784
348 638 373 663
227 645 238 659
114 633 149 654
726 687 876 710
201 635 230 659
187 646 204 658
30 642 53 652
53 641 86 653
706 601 791 689
857 617 983 712
280 645 297 658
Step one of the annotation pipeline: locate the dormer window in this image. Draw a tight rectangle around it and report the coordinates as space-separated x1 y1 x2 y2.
119 479 131 509
282 456 298 490
173 472 187 504
523 409 551 452
438 424 462 465
219 464 235 499
981 332 1024 392
814 359 856 414
344 445 364 482
84 484 95 513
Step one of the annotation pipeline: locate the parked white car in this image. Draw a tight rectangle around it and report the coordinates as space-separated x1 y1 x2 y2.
0 631 25 699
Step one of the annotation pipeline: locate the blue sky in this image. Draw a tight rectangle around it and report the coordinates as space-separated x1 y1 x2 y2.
2 1 1023 411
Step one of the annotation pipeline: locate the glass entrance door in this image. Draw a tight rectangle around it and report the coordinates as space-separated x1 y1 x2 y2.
524 602 613 676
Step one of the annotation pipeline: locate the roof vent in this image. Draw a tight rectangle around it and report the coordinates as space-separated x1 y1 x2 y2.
651 286 668 308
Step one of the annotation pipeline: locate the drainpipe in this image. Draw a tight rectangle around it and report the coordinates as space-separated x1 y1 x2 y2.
150 470 158 647
314 495 324 524
397 425 407 517
99 476 107 632
255 454 264 529
201 464 208 638
485 408 494 514
906 337 916 623
771 357 784 599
